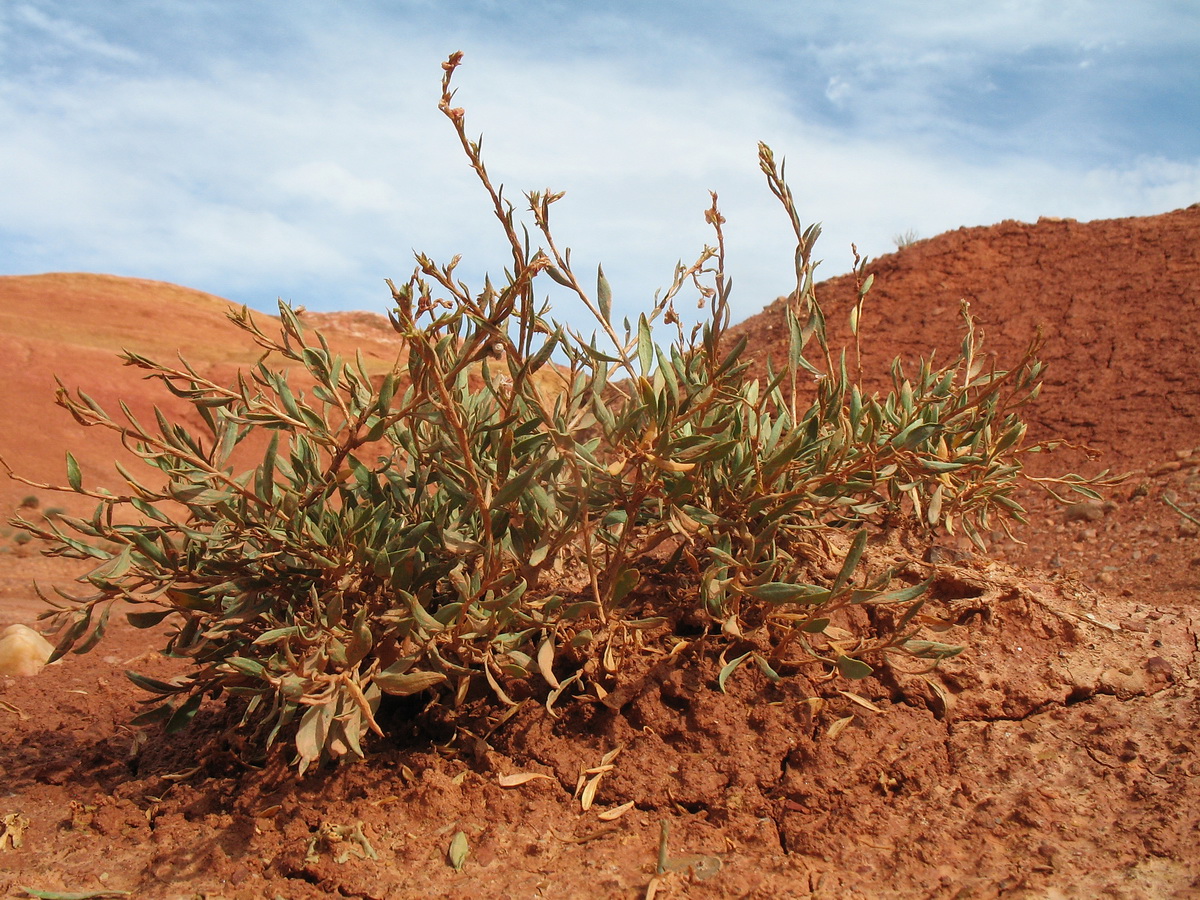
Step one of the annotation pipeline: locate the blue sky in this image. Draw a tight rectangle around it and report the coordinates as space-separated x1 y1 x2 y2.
1 1 1197 332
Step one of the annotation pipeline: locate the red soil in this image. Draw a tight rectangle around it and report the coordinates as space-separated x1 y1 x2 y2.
0 205 1198 899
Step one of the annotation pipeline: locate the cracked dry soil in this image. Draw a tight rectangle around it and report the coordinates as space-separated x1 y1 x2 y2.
0 554 1196 899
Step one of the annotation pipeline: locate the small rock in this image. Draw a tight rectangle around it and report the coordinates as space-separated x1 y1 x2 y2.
925 545 973 565
1099 666 1147 696
1150 461 1184 476
0 624 55 676
1063 502 1104 523
1145 657 1175 683
1178 521 1200 539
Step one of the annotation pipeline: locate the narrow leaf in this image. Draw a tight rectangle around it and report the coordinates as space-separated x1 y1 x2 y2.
498 772 554 788
831 529 868 596
837 690 883 713
717 651 752 693
374 669 447 697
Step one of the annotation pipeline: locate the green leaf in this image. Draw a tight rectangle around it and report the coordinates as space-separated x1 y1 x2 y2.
890 421 938 450
295 704 328 770
125 609 173 629
21 889 132 899
492 465 539 510
165 692 203 734
253 626 302 645
447 830 469 871
902 640 964 661
752 654 781 683
637 313 653 377
72 604 111 654
346 606 373 666
225 657 266 677
597 265 612 322
836 655 874 680
125 670 185 694
65 452 82 491
743 582 829 605
717 651 752 693
870 579 932 605
129 703 173 728
831 529 867 596
609 566 641 605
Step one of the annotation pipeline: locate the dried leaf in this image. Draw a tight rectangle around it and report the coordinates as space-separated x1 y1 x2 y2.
498 772 554 788
0 700 29 721
375 669 447 697
598 800 636 821
922 675 955 712
536 637 561 689
827 714 855 740
837 690 883 713
580 774 601 811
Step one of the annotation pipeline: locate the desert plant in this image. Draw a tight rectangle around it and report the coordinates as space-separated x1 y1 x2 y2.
3 52 1104 771
893 228 921 249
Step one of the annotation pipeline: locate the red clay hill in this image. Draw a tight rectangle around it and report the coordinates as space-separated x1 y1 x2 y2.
0 272 402 514
733 205 1200 477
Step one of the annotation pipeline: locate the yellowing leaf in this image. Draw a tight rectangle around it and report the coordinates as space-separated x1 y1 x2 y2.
374 670 447 697
447 830 469 871
827 714 854 740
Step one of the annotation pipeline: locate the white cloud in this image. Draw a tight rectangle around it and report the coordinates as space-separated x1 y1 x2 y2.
268 162 402 214
0 1 1195 331
12 2 141 63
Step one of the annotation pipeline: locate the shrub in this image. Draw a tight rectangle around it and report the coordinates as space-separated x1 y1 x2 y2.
3 53 1104 772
